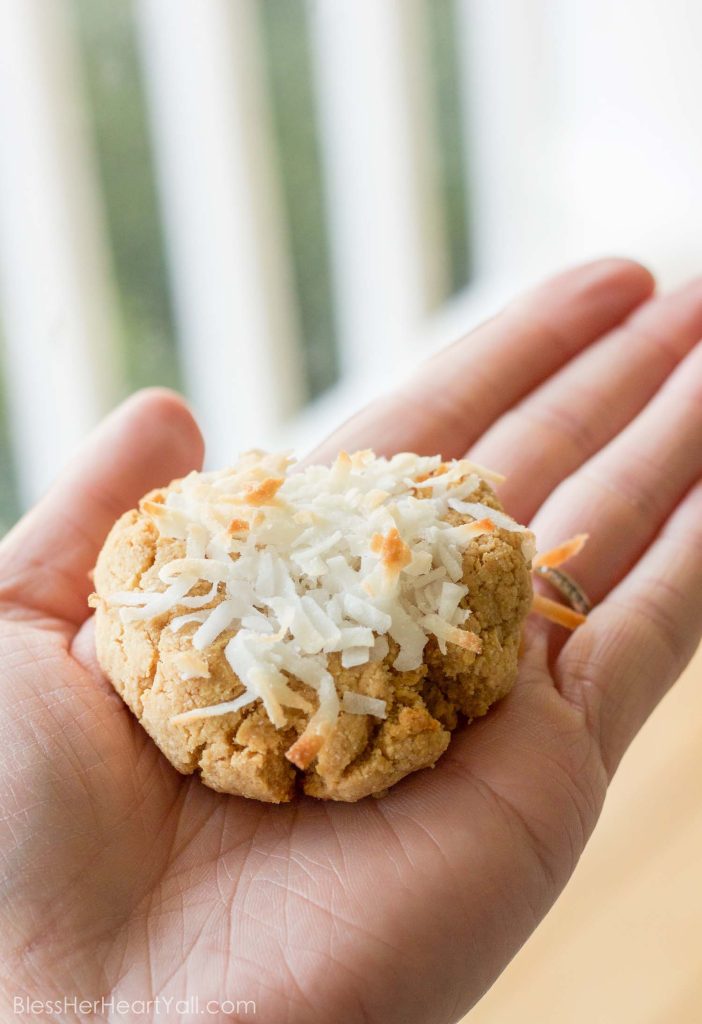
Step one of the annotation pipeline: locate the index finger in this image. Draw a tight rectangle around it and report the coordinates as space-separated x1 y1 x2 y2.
312 259 654 463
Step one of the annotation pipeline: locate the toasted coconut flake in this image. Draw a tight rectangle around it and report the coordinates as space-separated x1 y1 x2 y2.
238 477 284 507
375 527 412 573
285 730 325 770
364 488 390 509
448 499 523 533
421 613 482 653
460 460 506 485
140 499 191 539
448 498 535 559
447 517 496 543
227 517 249 535
350 449 374 469
140 498 165 516
533 533 589 569
174 649 210 681
531 592 587 630
468 516 496 533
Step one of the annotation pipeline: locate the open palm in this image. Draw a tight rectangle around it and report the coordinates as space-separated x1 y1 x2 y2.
2 260 702 1024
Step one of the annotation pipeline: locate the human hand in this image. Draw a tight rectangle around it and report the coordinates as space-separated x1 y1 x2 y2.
2 259 702 1024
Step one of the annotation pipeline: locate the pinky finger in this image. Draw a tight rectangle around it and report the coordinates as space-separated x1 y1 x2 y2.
555 480 702 777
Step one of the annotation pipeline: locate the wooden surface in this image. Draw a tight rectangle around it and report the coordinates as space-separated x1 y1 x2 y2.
465 645 702 1024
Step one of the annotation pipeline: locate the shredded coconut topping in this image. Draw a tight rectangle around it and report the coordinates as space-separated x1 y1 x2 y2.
108 450 533 747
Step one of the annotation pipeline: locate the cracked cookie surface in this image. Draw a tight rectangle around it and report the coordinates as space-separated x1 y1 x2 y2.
93 475 532 803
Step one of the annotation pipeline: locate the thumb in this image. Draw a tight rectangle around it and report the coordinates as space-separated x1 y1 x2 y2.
0 388 204 627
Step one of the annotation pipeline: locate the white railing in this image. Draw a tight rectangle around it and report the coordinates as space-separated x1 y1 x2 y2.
1 0 699 512
135 0 305 468
0 0 124 506
309 0 433 381
0 0 519 511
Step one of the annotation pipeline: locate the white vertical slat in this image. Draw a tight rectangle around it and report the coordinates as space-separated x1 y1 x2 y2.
455 1 561 288
553 0 702 285
458 0 702 292
135 0 304 467
402 0 452 311
0 0 123 505
308 0 434 389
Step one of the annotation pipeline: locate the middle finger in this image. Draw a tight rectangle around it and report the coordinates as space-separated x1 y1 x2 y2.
469 279 702 524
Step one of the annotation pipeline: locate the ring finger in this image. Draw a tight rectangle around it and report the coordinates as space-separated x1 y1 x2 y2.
528 339 702 605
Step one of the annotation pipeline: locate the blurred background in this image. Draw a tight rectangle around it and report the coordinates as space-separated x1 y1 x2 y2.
0 1 700 1020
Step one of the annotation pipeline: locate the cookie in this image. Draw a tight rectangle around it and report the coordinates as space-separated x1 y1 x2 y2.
92 450 534 802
